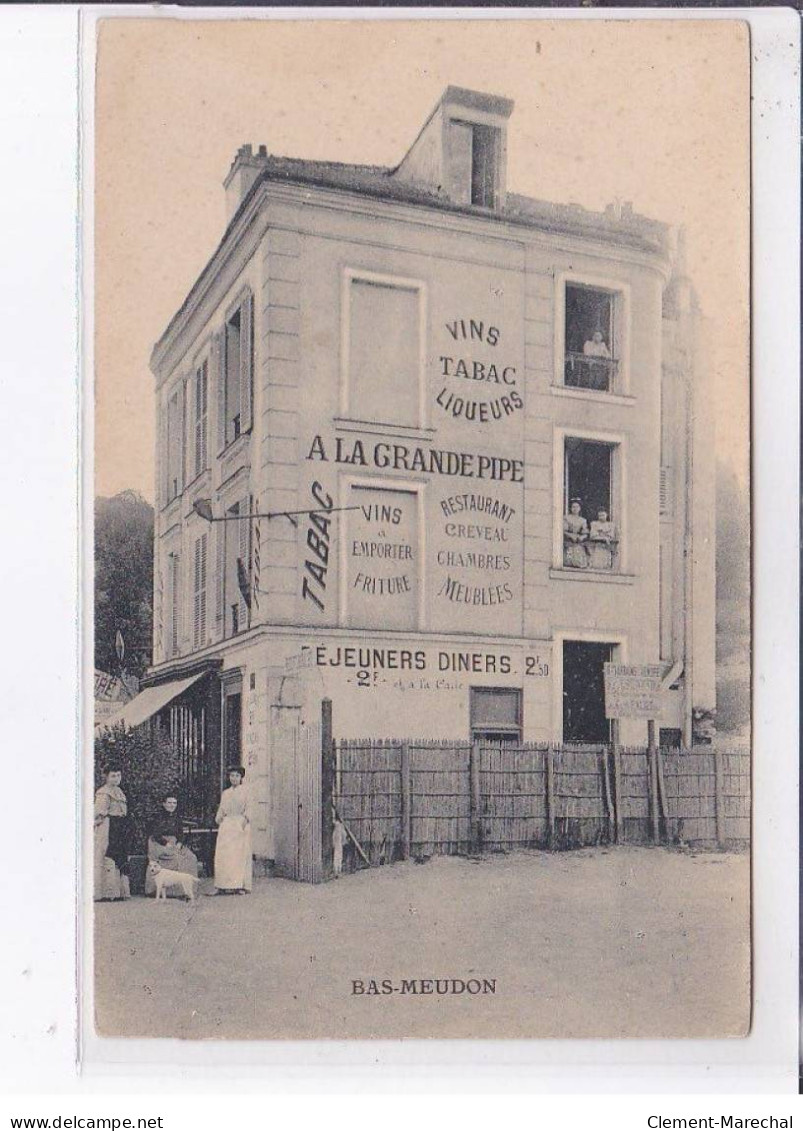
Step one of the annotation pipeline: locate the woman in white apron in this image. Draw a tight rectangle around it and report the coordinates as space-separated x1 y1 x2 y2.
212 766 252 893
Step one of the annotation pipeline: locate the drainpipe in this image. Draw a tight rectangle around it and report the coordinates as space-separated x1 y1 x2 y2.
682 315 695 748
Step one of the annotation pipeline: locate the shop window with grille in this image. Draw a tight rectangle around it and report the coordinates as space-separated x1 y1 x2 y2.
470 686 522 745
564 283 620 392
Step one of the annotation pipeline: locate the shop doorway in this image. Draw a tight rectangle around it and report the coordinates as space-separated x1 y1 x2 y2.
562 641 613 743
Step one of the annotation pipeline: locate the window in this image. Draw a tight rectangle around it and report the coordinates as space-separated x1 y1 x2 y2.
166 385 184 502
343 483 420 631
564 283 620 392
225 309 242 442
224 499 251 637
193 359 208 478
451 121 500 208
562 641 613 744
470 687 522 745
221 293 253 449
659 728 682 749
563 438 619 571
168 551 181 658
345 275 422 428
193 532 208 650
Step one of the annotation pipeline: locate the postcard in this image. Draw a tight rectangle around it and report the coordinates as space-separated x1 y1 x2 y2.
91 16 750 1041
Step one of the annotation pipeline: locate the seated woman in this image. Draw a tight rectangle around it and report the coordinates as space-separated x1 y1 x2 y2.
588 509 618 570
144 793 200 898
563 498 589 568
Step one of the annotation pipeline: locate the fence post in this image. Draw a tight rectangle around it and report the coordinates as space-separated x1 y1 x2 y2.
469 740 482 854
714 748 725 849
400 742 412 861
601 746 615 843
648 720 660 844
546 745 556 849
320 698 334 879
612 746 623 844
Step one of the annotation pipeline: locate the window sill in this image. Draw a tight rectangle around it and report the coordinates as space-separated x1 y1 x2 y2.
161 494 182 519
335 416 436 442
549 567 635 585
550 384 635 407
217 429 252 461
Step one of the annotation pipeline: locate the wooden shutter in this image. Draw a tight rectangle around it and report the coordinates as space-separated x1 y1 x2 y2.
240 291 253 434
200 361 209 471
213 330 226 454
194 533 208 649
214 522 225 639
159 390 169 508
180 375 188 492
237 496 250 628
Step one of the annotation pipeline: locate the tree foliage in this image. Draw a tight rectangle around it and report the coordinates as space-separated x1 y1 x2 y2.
95 490 154 680
95 723 181 854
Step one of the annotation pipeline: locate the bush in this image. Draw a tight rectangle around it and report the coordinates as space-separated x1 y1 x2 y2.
94 723 181 855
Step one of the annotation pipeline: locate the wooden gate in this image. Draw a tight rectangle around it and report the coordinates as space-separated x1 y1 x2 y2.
270 702 325 882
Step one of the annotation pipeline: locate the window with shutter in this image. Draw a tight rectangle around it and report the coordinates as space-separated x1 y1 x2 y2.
169 552 181 658
225 501 241 635
193 532 208 650
237 496 251 630
194 359 208 478
225 309 241 444
166 388 183 502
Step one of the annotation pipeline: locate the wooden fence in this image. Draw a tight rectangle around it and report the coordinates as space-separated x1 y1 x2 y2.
333 740 750 869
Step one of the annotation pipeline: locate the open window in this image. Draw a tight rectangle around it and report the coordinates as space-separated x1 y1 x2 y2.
451 121 500 208
563 282 621 392
165 384 184 503
224 499 251 637
563 437 619 571
470 687 522 745
221 292 254 450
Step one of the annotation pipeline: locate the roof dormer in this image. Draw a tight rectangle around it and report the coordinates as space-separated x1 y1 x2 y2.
392 86 514 211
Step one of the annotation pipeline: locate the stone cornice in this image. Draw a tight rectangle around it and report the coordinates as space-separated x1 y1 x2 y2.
151 177 672 383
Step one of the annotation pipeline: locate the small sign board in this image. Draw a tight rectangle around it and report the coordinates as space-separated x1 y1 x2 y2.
603 663 664 720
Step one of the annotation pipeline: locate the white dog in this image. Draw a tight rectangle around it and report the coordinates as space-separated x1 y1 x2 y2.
148 861 199 901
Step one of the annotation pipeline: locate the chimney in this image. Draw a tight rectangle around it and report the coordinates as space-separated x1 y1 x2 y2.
223 144 268 223
393 87 514 210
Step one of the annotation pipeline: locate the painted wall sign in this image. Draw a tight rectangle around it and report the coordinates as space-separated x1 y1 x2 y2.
345 484 418 630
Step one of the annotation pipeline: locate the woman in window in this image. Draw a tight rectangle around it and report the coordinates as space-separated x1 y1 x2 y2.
563 498 589 568
94 766 131 901
144 792 200 898
211 766 252 894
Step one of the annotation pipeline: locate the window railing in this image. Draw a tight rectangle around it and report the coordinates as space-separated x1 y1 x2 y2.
564 352 619 392
563 531 619 571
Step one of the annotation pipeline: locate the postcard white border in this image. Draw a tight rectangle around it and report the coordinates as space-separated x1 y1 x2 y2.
0 3 797 1100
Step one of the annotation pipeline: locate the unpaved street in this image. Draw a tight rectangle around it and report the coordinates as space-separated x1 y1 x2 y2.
94 847 749 1040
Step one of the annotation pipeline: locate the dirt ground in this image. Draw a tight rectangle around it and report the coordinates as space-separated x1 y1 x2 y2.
94 847 750 1041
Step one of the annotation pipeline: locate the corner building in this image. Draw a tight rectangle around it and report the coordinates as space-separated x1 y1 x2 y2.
146 88 715 870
